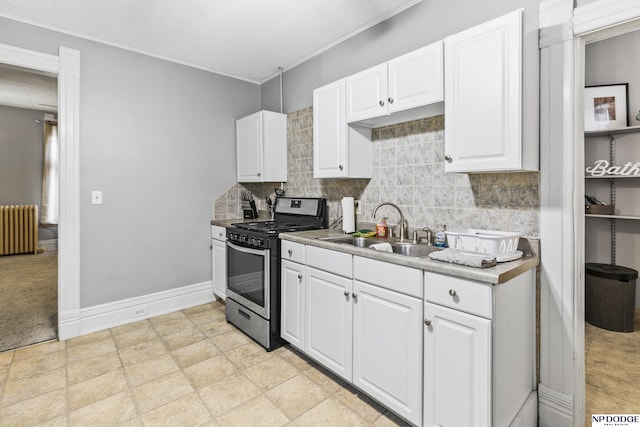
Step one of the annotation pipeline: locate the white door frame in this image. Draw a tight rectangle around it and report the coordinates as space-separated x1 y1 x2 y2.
0 43 81 340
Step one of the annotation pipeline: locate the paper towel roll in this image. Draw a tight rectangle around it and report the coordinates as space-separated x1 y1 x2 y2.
341 197 355 233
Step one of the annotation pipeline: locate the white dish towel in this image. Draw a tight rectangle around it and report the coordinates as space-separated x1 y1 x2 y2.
369 242 393 252
428 248 497 268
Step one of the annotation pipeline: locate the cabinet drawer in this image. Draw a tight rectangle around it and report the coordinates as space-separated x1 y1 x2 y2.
354 256 422 298
306 245 353 278
281 240 305 264
424 271 493 318
211 225 226 241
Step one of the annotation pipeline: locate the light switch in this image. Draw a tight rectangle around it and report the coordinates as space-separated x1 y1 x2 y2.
91 191 103 205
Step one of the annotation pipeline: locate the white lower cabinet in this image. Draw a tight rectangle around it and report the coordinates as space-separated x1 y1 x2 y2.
211 225 226 300
305 266 353 381
353 280 422 426
423 302 491 427
280 259 305 351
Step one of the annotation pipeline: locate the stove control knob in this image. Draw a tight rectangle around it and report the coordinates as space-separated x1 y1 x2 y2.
256 238 264 247
227 232 233 240
234 233 240 241
250 238 256 245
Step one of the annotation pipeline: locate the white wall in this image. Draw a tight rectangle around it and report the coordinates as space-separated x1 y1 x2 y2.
0 16 260 307
585 29 640 307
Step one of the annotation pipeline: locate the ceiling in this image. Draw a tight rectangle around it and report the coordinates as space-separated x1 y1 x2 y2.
0 0 421 84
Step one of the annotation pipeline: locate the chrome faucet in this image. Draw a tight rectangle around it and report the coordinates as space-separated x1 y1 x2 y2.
413 227 433 245
372 202 407 242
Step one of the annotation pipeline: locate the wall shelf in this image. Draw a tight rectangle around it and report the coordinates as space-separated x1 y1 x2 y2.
586 214 640 220
585 125 640 138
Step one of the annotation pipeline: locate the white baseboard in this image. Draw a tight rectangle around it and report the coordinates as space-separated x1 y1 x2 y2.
39 239 58 252
58 281 216 339
538 383 573 427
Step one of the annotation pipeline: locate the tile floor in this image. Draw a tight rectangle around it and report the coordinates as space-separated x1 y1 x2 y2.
0 301 409 426
585 308 640 425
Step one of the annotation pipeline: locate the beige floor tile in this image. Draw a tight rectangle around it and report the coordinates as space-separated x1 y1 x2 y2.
161 325 206 351
199 318 236 338
278 346 315 372
8 350 66 381
243 356 298 391
303 366 346 395
13 340 65 361
1 367 66 407
124 353 179 387
216 395 289 427
131 370 194 414
111 319 152 336
67 351 122 384
171 339 220 369
266 374 330 420
334 388 387 424
68 368 128 411
113 325 159 349
0 364 9 387
0 350 13 366
198 373 261 417
33 414 68 427
210 329 252 352
67 336 116 364
182 302 217 316
149 311 187 325
0 389 66 427
183 354 237 389
294 396 368 427
142 392 212 427
153 317 196 337
118 338 167 367
69 390 137 426
65 329 111 348
372 411 412 426
185 306 226 325
225 341 276 369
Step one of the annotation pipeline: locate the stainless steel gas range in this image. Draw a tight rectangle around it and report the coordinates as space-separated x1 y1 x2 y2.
225 197 327 351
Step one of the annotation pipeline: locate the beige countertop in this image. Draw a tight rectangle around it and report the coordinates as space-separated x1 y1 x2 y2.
279 229 539 285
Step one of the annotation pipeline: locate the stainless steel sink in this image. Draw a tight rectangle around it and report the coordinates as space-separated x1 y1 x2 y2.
317 235 442 257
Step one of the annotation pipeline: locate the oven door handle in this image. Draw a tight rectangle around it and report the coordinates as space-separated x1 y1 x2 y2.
226 241 269 257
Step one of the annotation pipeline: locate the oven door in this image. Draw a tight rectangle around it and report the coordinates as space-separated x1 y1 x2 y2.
226 241 270 319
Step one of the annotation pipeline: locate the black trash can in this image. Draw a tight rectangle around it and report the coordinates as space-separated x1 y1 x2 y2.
585 263 637 333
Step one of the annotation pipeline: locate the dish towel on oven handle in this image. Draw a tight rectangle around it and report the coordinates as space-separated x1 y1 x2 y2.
428 248 497 268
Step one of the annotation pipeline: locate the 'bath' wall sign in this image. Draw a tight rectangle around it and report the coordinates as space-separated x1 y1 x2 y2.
586 159 640 177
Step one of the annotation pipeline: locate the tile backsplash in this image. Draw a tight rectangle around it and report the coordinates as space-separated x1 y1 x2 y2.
215 106 539 238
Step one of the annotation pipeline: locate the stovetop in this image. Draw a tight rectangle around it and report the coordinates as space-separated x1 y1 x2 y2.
231 221 321 234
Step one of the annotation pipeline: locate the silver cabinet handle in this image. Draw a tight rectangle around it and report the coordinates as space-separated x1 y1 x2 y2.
449 289 457 297
343 290 349 297
444 155 453 163
298 273 303 280
219 233 223 238
388 97 394 104
288 249 293 256
209 244 213 250
424 319 432 326
352 293 358 301
257 172 261 176
338 164 344 171
378 100 385 107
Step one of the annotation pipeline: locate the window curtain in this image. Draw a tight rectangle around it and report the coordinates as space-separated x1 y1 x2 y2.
40 120 59 225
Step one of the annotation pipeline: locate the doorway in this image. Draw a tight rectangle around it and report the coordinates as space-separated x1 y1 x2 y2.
0 43 81 342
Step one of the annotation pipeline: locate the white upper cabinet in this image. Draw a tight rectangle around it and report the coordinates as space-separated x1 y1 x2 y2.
346 41 444 125
444 9 538 173
236 110 287 182
313 80 372 179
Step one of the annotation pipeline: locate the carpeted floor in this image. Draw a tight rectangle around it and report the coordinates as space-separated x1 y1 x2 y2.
0 251 57 353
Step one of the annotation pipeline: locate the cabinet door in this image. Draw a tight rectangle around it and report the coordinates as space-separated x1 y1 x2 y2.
424 302 491 427
313 80 347 178
388 41 443 114
353 281 422 426
346 63 388 123
444 9 522 172
212 239 226 300
305 266 353 381
236 112 263 182
281 260 305 350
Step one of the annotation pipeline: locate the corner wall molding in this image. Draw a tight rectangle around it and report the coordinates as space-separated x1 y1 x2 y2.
538 383 573 420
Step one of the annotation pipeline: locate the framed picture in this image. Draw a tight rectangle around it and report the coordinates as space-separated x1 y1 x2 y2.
584 84 629 131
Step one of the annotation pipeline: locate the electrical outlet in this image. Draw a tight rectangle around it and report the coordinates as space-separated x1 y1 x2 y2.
355 200 361 215
91 190 102 205
132 307 147 318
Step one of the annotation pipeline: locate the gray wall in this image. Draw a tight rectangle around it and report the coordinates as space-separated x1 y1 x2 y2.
0 105 57 240
261 0 540 112
0 17 260 307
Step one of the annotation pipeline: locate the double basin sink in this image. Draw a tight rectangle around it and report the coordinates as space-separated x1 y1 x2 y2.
317 235 442 258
